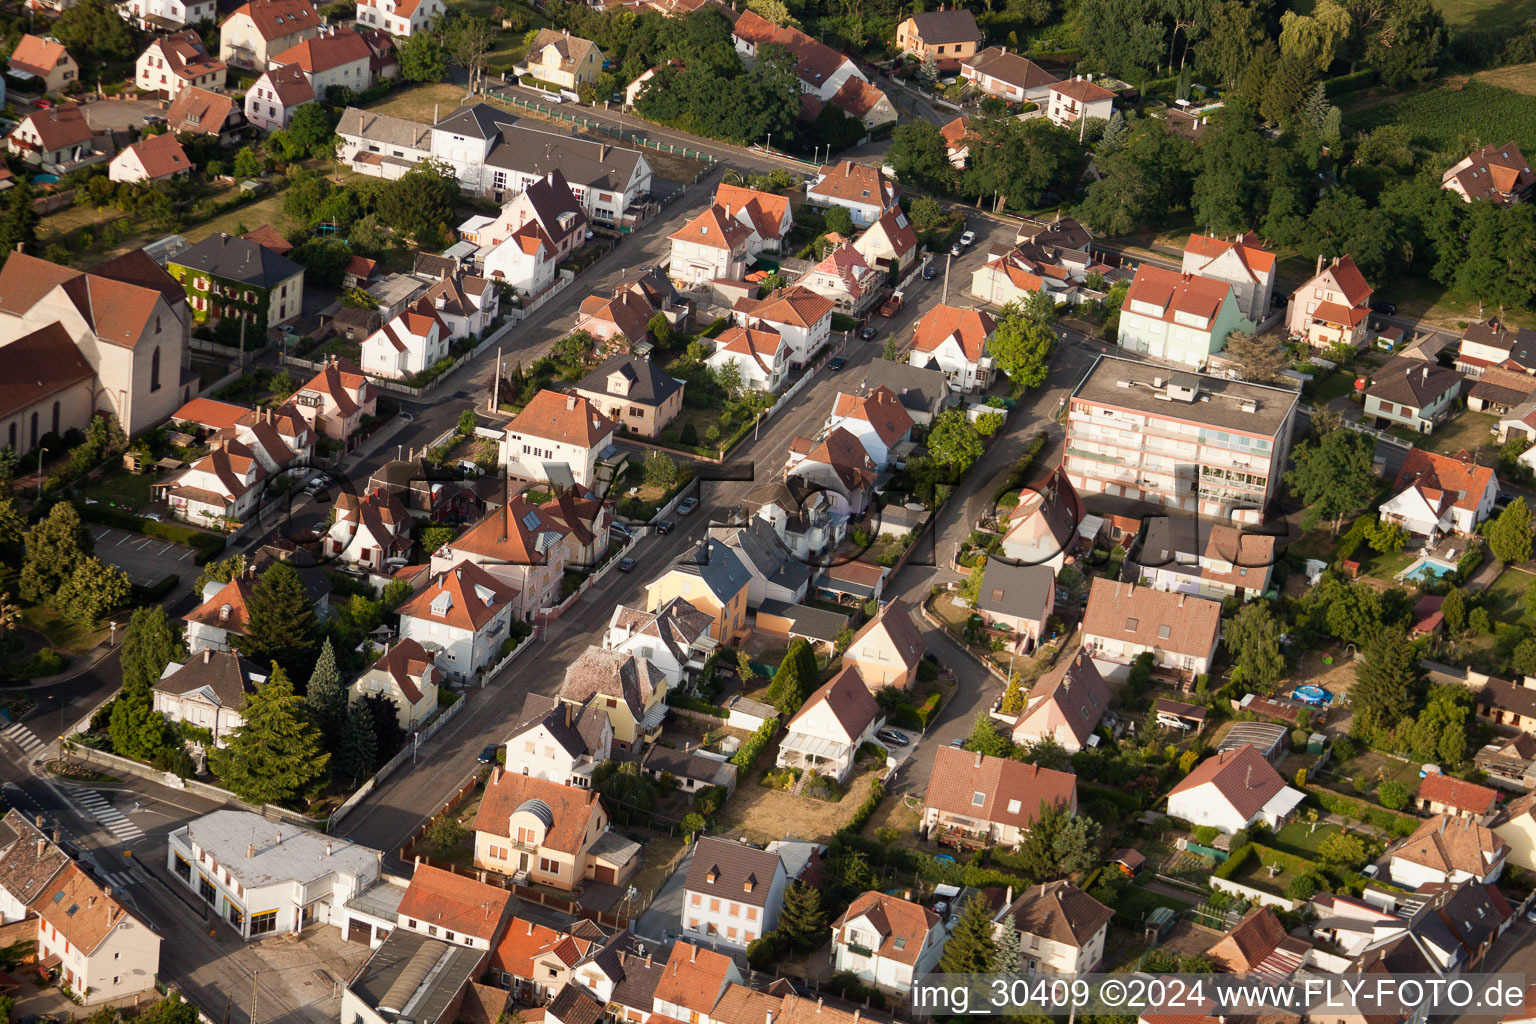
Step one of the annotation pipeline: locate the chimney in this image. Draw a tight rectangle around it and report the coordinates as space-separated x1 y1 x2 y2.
567 395 577 410
1004 884 1013 906
973 750 982 768
248 843 255 858
36 839 46 858
691 945 698 963
1178 594 1185 607
326 841 333 857
493 766 503 784
1316 254 1324 275
415 855 422 868
88 895 97 910
204 648 213 663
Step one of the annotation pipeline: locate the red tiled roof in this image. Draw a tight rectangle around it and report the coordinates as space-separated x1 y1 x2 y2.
911 303 995 361
924 746 1076 828
473 770 603 854
1168 745 1288 822
1418 772 1498 815
1082 578 1221 659
272 27 373 73
669 203 753 252
831 385 913 445
397 864 512 943
231 0 319 42
1312 254 1372 307
1184 232 1276 275
1393 448 1498 515
122 133 190 180
398 560 515 632
1124 265 1233 326
507 389 614 448
832 891 939 966
10 34 69 74
1051 76 1115 101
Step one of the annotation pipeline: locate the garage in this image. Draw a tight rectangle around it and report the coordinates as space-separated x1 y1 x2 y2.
592 864 616 885
345 918 373 944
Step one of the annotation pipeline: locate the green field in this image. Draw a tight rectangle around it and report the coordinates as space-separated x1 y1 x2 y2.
1435 0 1536 29
1345 79 1536 157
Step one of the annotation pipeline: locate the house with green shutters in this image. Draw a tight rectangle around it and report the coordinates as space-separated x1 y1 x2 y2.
167 232 305 330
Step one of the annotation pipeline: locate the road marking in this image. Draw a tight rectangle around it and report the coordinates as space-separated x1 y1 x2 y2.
73 790 146 841
1 723 47 758
116 533 131 545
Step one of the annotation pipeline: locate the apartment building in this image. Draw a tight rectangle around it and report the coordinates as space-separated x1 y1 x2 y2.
1062 355 1298 524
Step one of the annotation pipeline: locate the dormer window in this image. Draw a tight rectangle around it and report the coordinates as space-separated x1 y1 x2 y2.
431 592 452 616
1125 617 1139 632
743 875 755 893
706 868 718 883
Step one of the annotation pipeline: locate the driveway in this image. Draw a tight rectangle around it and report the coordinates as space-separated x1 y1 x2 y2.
89 525 200 586
634 846 693 943
82 98 164 132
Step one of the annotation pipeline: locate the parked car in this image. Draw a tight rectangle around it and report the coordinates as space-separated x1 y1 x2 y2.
617 557 637 572
829 355 847 370
142 114 166 125
677 497 699 515
656 519 675 535
34 98 52 109
877 728 910 747
949 241 963 256
922 265 938 281
477 745 499 764
959 230 977 247
610 522 634 539
949 736 964 747
859 326 878 341
1371 302 1397 316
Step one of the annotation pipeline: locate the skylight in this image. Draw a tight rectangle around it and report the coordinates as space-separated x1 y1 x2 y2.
522 511 542 530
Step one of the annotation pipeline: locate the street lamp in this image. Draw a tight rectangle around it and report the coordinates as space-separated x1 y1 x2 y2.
35 446 47 500
108 621 119 646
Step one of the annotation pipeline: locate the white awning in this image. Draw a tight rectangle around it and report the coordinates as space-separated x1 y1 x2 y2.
639 702 668 732
779 731 851 761
1262 786 1308 821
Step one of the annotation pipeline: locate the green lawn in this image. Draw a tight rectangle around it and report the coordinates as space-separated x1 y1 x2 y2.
1358 548 1416 580
20 605 104 655
1422 410 1501 459
1434 0 1536 30
1269 821 1345 857
1311 371 1357 405
1344 79 1536 158
1112 881 1195 924
1484 565 1536 622
82 468 154 513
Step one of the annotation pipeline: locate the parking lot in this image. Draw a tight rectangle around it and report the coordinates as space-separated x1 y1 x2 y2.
81 97 165 132
89 526 201 586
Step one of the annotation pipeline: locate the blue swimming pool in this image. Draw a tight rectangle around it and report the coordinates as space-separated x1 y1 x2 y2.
1402 557 1456 583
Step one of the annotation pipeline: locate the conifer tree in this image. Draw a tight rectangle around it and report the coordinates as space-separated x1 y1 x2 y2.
235 562 319 683
335 699 378 787
776 881 827 952
209 666 330 805
991 921 1023 974
939 895 997 973
306 638 347 745
766 638 816 715
20 501 92 603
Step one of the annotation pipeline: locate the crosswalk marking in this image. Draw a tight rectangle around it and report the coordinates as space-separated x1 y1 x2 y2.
74 790 145 842
96 870 135 890
1 722 47 758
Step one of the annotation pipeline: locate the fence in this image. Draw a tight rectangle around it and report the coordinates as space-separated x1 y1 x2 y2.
1208 875 1298 911
484 87 719 167
72 745 321 831
535 536 634 624
479 630 538 681
506 268 576 324
325 690 471 830
1298 403 1413 450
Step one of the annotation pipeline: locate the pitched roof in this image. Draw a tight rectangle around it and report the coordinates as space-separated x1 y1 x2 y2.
940 115 970 149
714 183 790 241
529 28 601 74
829 77 890 119
832 891 939 966
858 206 918 259
1051 76 1115 102
684 837 782 908
809 160 894 208
669 203 754 253
652 539 752 607
714 324 785 374
230 0 319 41
397 864 512 943
173 232 302 288
512 692 609 762
1014 647 1109 748
654 941 737 1016
733 285 835 329
9 34 69 74
608 597 715 664
489 917 597 979
847 599 926 672
1124 265 1233 326
1081 578 1221 658
120 132 191 180
559 646 665 720
831 385 914 446
799 426 877 492
924 746 1076 827
442 494 564 566
30 863 136 956
904 8 980 42
338 106 433 151
15 104 93 151
1310 254 1372 306
1184 232 1277 276
1168 744 1288 821
999 880 1113 949
507 389 614 448
298 357 370 418
243 224 294 256
165 85 238 135
366 638 436 706
1366 357 1463 409
0 322 94 420
257 62 315 106
1396 815 1509 877
146 30 225 84
185 575 255 632
787 664 880 741
1391 448 1495 514
1419 772 1498 816
911 303 996 361
273 27 373 71
545 983 605 1024
576 354 682 407
473 770 603 853
154 649 264 709
1206 907 1309 973
398 560 516 632
962 47 1057 91
1444 142 1535 202
0 810 68 910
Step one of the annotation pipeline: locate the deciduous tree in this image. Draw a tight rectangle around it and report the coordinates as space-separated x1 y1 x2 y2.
988 312 1057 389
20 502 92 604
1284 430 1376 533
1488 498 1533 564
1226 601 1285 689
399 31 449 82
56 556 130 625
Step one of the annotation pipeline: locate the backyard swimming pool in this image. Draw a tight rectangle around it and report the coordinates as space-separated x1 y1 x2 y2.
1401 557 1456 583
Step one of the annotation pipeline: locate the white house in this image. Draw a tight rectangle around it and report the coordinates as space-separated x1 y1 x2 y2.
708 325 788 393
1181 232 1276 324
732 286 834 369
1010 648 1109 753
1166 744 1305 834
959 46 1058 103
1045 75 1114 127
478 171 587 299
777 665 883 784
135 31 225 98
806 161 896 227
1286 254 1374 350
218 0 321 69
360 295 451 380
397 560 517 681
1081 578 1222 681
1379 448 1499 541
1128 517 1275 603
152 649 266 746
122 0 216 30
0 810 68 924
715 183 793 256
349 639 440 732
500 390 614 489
355 0 441 36
108 132 192 184
1117 266 1246 370
336 106 433 180
992 881 1113 974
668 204 753 286
830 892 944 995
31 864 161 1004
244 63 314 132
708 517 813 608
799 240 879 313
786 428 877 517
908 304 996 392
682 836 787 949
852 206 919 276
270 27 387 100
165 440 267 527
603 598 717 689
167 810 382 939
421 271 499 341
322 489 414 573
825 385 914 469
183 576 255 655
921 747 1077 848
1391 815 1510 889
503 692 612 788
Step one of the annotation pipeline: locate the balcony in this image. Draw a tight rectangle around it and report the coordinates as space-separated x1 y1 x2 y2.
846 942 876 959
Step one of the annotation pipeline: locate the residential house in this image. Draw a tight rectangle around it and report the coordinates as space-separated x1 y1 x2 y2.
121 0 217 31
1390 815 1509 888
420 270 499 341
1011 648 1110 752
1166 744 1305 833
165 439 266 526
293 357 377 442
921 746 1077 848
395 864 513 952
31 864 160 1003
941 115 972 168
322 489 413 572
135 31 226 98
473 768 639 888
1466 365 1536 414
109 132 192 184
166 86 244 139
524 29 602 90
708 517 812 608
429 494 568 621
998 466 1086 571
799 239 879 313
500 390 614 489
340 929 482 1024
1180 232 1276 324
219 0 322 69
337 106 434 180
539 485 613 570
572 354 684 438
652 942 743 1024
731 287 834 369
350 639 440 731
168 232 305 327
574 266 687 355
1116 266 1244 370
360 295 451 380
603 598 717 689
992 881 1114 974
1443 142 1535 205
896 9 981 68
815 77 897 129
9 35 77 94
908 303 996 392
0 810 68 924
973 560 1056 655
504 692 611 787
1206 907 1310 974
643 539 752 642
714 181 794 257
558 646 667 751
355 0 443 36
169 810 383 947
969 241 1102 308
1046 76 1114 127
960 47 1057 104
7 105 102 174
1081 579 1221 681
271 27 392 99
1378 448 1498 540
641 746 737 794
785 427 878 517
151 649 266 745
669 204 754 286
806 161 897 228
480 170 588 298
830 892 945 995
825 385 913 470
681 837 787 949
486 916 607 1001
1366 359 1464 435
1418 772 1499 821
777 664 882 783
1494 793 1536 870
1063 355 1299 523
852 206 919 278
708 324 789 393
1475 677 1536 734
730 10 864 100
744 479 849 563
1125 515 1276 601
429 104 652 222
1286 254 1374 349
244 63 315 132
842 599 925 691
184 575 255 654
397 560 517 680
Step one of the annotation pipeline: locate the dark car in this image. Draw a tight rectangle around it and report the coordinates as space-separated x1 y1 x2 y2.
477 744 499 764
617 557 637 572
859 326 878 341
922 265 938 281
829 355 847 370
1371 302 1397 316
656 520 675 535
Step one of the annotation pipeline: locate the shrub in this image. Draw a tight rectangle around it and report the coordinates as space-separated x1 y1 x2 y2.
667 693 728 717
730 719 777 776
1214 843 1256 879
840 779 886 835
